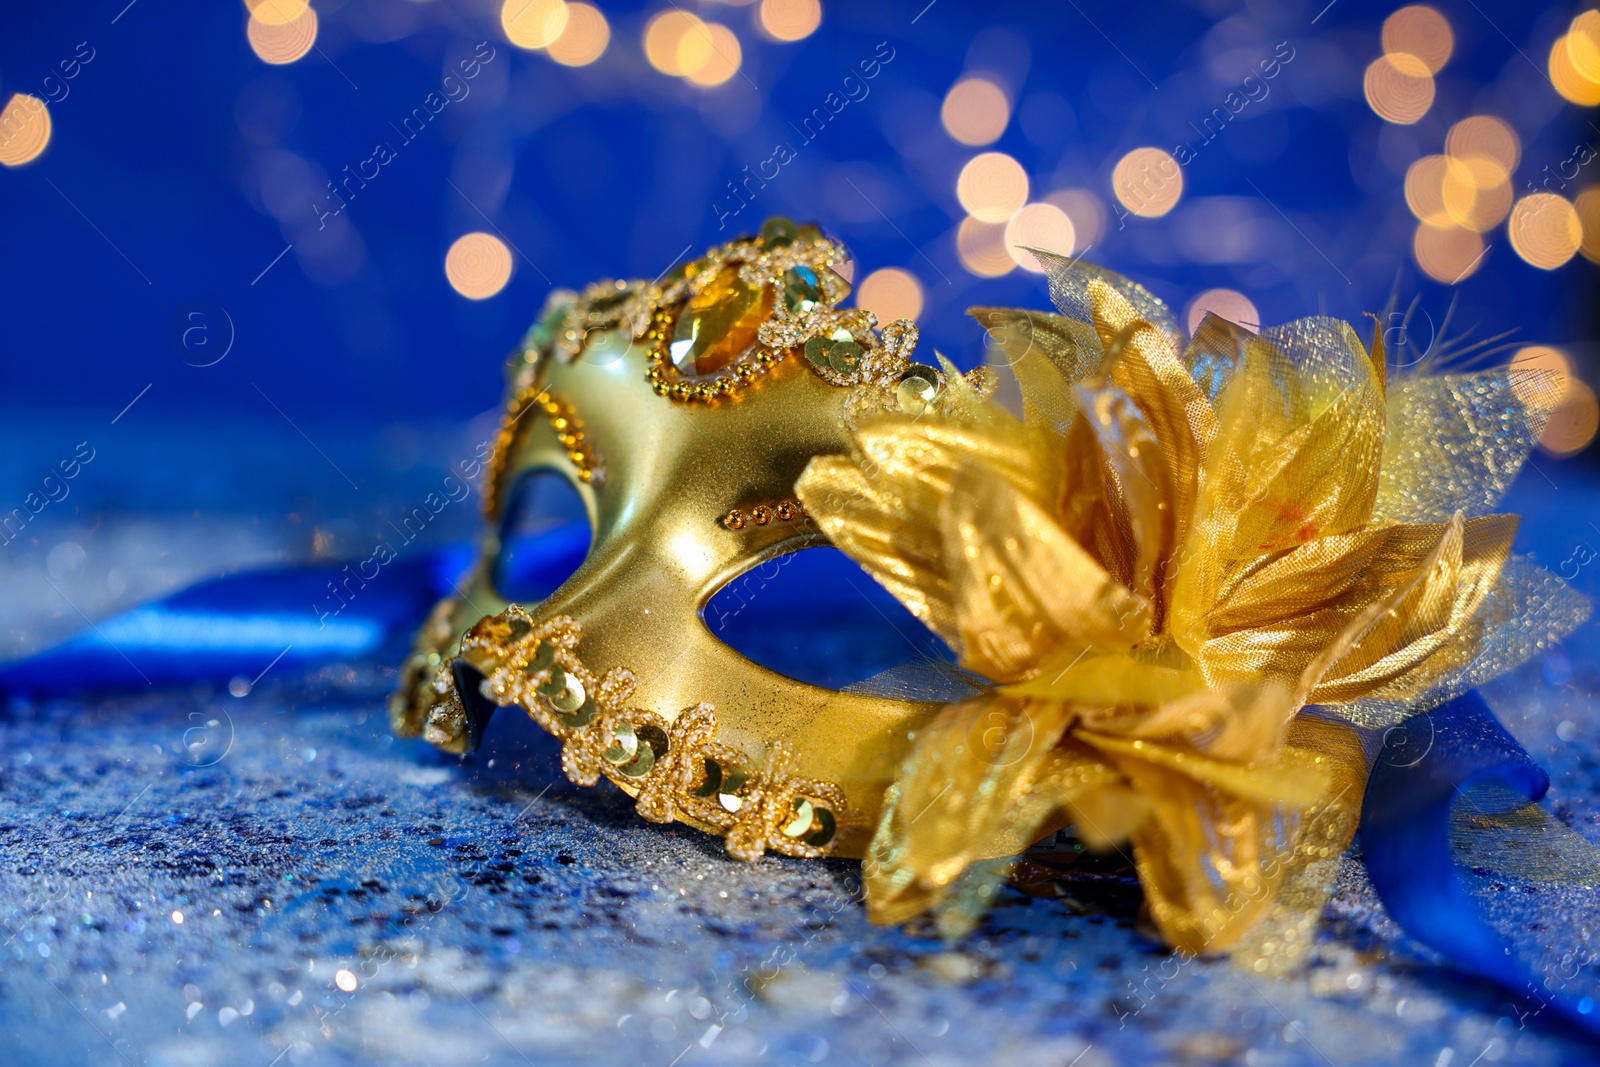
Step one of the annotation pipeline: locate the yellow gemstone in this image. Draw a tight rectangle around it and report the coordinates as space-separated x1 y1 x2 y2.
669 265 772 378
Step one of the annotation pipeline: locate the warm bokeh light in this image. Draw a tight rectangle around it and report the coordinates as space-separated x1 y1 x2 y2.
1404 155 1451 227
1185 289 1260 335
1364 53 1434 124
1445 115 1519 177
248 5 318 64
856 267 924 323
1112 147 1182 218
1540 379 1599 457
1441 159 1511 233
1509 193 1583 270
957 217 1015 277
759 0 821 42
547 2 609 66
244 0 311 27
1381 5 1453 73
1003 203 1075 272
941 78 1010 147
1045 188 1105 251
1412 222 1485 283
644 11 706 77
1510 345 1573 407
1569 11 1600 84
957 152 1029 223
445 232 513 299
501 0 569 51
685 23 742 87
0 94 52 168
1551 33 1600 106
1576 187 1600 264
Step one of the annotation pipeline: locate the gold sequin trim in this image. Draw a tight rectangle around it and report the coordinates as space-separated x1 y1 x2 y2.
435 607 846 862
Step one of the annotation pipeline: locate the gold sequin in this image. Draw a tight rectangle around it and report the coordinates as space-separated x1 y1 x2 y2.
444 609 846 862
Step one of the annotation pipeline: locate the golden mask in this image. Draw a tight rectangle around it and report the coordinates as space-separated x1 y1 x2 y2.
390 219 990 860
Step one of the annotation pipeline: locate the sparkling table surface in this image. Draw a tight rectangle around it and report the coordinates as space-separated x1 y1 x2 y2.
2 423 1599 1067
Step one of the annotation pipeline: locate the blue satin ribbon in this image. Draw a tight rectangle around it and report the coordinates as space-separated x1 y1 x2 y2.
1361 690 1600 1038
0 543 478 694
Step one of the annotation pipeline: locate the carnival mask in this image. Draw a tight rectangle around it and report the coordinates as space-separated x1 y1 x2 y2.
390 220 991 860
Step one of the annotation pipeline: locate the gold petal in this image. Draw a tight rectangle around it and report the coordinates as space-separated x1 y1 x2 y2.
1307 511 1517 704
1195 514 1516 701
1226 383 1385 555
863 695 1104 926
852 417 1056 513
1080 731 1332 954
1072 371 1175 612
1105 318 1217 552
1029 248 1184 356
967 307 1103 437
797 455 961 648
1206 523 1447 634
942 463 1151 680
1226 714 1367 973
1003 651 1206 707
1079 729 1327 807
1170 325 1387 655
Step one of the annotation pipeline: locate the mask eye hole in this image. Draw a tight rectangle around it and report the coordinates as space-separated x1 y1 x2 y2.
702 546 955 690
491 469 592 603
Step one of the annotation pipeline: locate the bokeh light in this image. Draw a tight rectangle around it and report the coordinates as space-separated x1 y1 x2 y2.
1381 6 1453 73
0 94 52 168
1364 53 1434 124
956 217 1014 277
248 5 318 64
244 0 310 27
645 11 707 77
1185 289 1260 335
1404 155 1451 227
1567 11 1600 84
1412 222 1485 283
547 3 609 67
501 0 569 51
1551 30 1600 106
1509 193 1583 270
957 152 1028 223
1441 159 1511 233
1045 188 1106 251
856 267 924 323
1510 345 1573 407
445 233 513 299
685 24 742 87
1445 115 1519 178
1575 186 1600 264
1003 203 1074 272
1111 147 1182 218
1540 379 1599 457
941 78 1010 147
759 0 821 42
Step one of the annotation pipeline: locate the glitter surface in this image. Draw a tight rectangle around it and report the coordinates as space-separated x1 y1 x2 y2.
1 440 1597 1066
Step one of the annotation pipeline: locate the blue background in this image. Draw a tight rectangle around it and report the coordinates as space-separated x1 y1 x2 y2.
0 0 1595 528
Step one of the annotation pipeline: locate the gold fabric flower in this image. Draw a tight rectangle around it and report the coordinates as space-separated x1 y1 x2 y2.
796 254 1584 959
